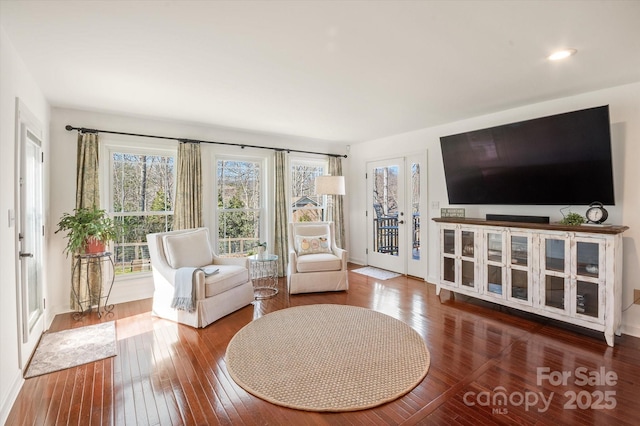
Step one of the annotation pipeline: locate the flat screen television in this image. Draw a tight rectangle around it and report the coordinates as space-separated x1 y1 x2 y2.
439 105 615 205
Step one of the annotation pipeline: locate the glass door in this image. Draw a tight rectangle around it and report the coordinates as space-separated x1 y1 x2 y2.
17 104 45 369
367 158 406 274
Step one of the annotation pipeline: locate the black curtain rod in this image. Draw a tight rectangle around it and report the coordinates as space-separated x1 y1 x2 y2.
65 125 347 158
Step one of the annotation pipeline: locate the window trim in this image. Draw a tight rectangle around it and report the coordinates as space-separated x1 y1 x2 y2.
214 153 267 255
290 156 328 222
100 139 177 279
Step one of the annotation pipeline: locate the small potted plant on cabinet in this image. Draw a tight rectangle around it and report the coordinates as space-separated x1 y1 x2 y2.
55 206 118 256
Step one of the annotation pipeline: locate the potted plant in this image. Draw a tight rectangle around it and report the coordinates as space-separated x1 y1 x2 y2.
55 206 118 256
559 212 586 226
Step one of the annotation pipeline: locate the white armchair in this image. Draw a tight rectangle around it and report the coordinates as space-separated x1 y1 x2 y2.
146 227 254 328
287 221 348 294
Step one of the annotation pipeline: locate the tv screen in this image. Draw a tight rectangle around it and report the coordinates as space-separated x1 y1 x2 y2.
439 105 615 205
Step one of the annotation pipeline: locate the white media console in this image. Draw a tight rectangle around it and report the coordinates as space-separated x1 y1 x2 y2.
433 217 629 346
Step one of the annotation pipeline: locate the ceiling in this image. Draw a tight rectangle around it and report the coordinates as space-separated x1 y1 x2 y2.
2 0 639 143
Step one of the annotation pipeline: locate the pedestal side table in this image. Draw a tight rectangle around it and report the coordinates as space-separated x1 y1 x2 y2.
248 254 279 299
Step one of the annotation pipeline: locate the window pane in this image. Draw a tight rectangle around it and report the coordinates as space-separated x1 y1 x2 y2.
113 214 173 275
113 154 174 213
291 163 325 222
217 159 262 256
111 150 175 276
218 160 261 209
411 163 420 260
218 211 260 256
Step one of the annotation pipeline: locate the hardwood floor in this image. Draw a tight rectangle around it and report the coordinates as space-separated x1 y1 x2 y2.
8 265 640 425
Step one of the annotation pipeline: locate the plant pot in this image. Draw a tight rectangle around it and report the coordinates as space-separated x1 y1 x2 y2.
85 239 106 254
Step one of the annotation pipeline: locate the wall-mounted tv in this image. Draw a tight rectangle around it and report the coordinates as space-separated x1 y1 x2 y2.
439 105 615 205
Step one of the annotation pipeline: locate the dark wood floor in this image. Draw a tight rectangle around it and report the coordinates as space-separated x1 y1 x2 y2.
8 265 640 425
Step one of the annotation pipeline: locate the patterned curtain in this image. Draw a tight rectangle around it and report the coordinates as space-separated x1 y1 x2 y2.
73 131 101 309
273 151 289 276
328 156 346 249
173 142 202 230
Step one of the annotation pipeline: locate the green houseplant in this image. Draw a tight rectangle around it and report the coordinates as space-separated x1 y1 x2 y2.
559 212 586 226
55 206 118 256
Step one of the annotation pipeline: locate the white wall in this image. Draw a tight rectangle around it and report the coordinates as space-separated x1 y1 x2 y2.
48 107 347 315
347 82 640 338
0 28 50 424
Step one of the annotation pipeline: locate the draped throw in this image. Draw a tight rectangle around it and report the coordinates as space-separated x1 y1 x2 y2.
273 151 289 276
173 142 202 230
328 156 346 249
73 132 101 309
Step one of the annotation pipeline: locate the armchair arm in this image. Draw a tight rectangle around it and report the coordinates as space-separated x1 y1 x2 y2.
288 248 298 268
212 254 250 269
333 247 347 270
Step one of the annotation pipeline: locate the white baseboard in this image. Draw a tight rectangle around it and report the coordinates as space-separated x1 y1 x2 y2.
620 324 640 339
348 257 366 266
107 275 154 305
1 370 24 425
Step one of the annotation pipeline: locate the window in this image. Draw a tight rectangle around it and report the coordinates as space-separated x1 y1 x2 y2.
290 159 327 222
109 150 175 275
217 158 262 256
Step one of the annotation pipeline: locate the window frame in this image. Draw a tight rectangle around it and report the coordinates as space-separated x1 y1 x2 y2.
289 157 328 222
214 153 267 256
101 139 177 279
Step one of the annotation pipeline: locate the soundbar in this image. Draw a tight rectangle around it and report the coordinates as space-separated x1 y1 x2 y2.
486 214 550 224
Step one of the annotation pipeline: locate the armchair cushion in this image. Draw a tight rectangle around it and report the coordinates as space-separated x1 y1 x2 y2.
162 228 212 268
295 234 331 255
204 265 251 297
295 253 342 273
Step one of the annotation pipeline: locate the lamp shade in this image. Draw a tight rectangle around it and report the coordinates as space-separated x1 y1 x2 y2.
315 175 345 195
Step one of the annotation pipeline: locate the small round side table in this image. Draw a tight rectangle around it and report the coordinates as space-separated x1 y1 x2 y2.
247 254 279 299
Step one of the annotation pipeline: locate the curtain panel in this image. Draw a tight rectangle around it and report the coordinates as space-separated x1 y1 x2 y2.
273 151 289 277
72 132 101 309
173 142 203 230
328 157 346 249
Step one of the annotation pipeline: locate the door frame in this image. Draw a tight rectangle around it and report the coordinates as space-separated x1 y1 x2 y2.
366 152 427 278
14 98 46 369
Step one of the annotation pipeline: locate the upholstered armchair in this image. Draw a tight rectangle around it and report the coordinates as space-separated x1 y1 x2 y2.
146 227 254 328
287 221 348 294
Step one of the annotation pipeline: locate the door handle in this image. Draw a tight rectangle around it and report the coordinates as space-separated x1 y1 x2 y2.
398 220 405 224
19 252 33 258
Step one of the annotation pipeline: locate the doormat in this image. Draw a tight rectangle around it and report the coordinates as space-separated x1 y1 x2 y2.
24 321 117 378
352 266 402 280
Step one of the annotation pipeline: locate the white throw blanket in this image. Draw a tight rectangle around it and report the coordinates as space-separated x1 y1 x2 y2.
172 266 220 312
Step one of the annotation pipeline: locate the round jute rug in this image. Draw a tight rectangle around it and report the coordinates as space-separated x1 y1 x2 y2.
225 304 430 412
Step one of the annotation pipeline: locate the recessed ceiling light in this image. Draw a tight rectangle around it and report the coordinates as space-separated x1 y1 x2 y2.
548 48 577 61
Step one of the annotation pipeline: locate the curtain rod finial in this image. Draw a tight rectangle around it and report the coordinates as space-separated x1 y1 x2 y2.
65 125 73 131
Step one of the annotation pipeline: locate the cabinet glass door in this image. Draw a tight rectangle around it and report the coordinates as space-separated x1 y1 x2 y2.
486 232 504 296
574 240 603 321
441 228 456 285
443 229 455 255
576 281 599 318
545 276 565 310
576 241 600 278
487 233 502 262
509 235 529 302
460 230 476 289
543 238 567 311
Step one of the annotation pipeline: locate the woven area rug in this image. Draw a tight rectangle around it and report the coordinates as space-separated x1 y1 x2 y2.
225 304 430 412
25 321 117 379
352 266 402 280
